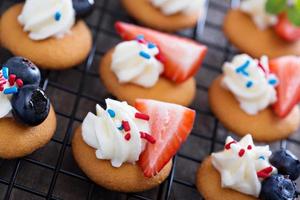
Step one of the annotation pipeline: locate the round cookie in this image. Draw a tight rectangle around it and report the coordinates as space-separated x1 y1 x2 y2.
72 126 172 192
209 76 300 142
223 10 300 58
121 0 200 32
99 49 196 106
0 106 56 159
0 4 92 70
196 157 257 200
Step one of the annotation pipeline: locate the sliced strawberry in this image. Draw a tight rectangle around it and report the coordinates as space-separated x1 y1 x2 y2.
274 14 300 42
115 21 207 83
135 99 195 177
269 56 300 118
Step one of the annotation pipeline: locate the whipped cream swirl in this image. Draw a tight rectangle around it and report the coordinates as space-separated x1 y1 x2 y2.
111 40 164 88
18 0 75 40
240 0 278 30
82 99 151 167
149 0 205 16
212 134 277 197
222 54 278 115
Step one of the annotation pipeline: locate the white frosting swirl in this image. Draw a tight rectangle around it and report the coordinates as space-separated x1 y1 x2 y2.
212 134 277 197
222 54 278 115
240 0 278 30
18 0 75 40
111 40 164 88
82 99 151 167
149 0 205 16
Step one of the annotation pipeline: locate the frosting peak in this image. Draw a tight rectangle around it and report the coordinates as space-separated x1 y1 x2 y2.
18 0 75 40
111 39 164 88
82 99 152 167
212 134 277 197
149 0 205 16
240 0 278 30
222 54 278 115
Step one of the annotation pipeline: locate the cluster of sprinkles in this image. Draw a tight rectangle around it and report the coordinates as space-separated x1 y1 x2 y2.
224 139 273 179
106 108 156 144
136 35 165 63
0 67 23 94
235 58 278 89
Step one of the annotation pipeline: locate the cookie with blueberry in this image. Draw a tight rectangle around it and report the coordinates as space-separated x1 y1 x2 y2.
197 134 300 200
0 57 56 159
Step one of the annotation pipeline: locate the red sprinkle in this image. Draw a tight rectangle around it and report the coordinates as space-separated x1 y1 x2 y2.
247 145 252 150
258 61 267 74
9 74 16 86
225 141 236 150
122 121 130 132
140 131 156 144
137 39 147 44
239 149 245 157
257 167 273 178
0 85 3 92
124 133 131 141
16 79 23 88
155 53 166 63
0 79 6 85
135 112 150 121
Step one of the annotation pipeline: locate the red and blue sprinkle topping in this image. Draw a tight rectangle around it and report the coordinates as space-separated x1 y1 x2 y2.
224 140 273 179
106 108 155 143
0 67 23 94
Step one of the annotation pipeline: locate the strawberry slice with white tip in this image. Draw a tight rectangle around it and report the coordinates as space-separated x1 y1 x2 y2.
115 21 207 83
135 99 195 177
269 56 300 118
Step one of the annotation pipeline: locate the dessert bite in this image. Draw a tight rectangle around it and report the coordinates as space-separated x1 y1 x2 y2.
72 98 195 192
209 54 300 141
100 21 207 106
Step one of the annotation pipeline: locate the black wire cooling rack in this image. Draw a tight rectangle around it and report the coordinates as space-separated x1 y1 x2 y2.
0 0 300 199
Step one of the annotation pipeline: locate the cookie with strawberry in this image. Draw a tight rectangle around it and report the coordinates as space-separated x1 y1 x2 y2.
209 54 300 142
99 21 207 106
72 98 195 192
197 134 300 200
224 0 300 58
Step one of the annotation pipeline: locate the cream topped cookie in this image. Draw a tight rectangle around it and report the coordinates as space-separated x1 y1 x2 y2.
240 0 277 30
212 134 276 197
18 0 75 40
222 54 278 115
82 99 154 167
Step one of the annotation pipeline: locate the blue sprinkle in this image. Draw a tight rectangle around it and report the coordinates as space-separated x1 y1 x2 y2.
107 109 116 118
268 79 278 86
259 156 265 160
148 43 156 49
2 67 8 79
3 86 18 95
118 125 123 130
139 51 151 59
136 35 144 40
54 11 62 21
236 60 250 76
246 81 253 88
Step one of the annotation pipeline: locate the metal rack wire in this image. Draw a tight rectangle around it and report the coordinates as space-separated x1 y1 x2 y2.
0 0 300 199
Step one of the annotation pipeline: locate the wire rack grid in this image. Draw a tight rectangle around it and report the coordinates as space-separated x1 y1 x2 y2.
0 0 300 200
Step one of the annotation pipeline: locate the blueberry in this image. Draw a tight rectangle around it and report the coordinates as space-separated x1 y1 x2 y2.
270 149 300 180
259 175 298 200
3 57 41 86
72 0 94 17
11 85 50 126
